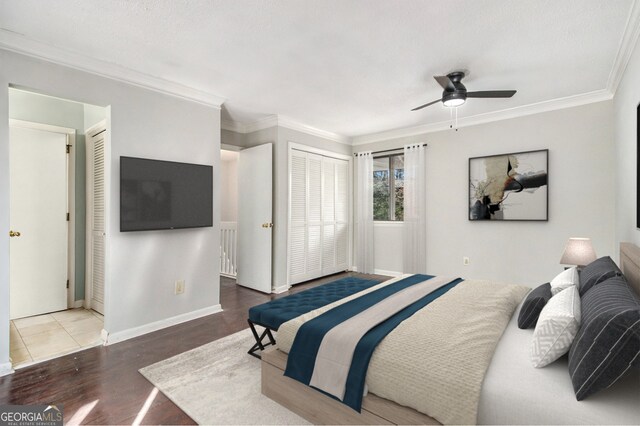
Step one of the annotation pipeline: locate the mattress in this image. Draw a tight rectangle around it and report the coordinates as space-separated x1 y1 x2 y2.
477 298 640 425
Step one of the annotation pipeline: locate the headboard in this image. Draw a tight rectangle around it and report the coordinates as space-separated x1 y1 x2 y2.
620 242 640 296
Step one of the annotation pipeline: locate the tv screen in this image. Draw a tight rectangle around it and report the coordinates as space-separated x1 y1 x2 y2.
120 156 213 232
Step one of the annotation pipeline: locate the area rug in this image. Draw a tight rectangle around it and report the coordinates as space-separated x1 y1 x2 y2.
139 329 308 425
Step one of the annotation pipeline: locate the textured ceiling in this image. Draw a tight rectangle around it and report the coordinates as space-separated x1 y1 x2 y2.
0 0 634 137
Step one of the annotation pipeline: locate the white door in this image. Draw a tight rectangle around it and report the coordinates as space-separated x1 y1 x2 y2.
288 150 307 284
306 153 323 278
10 125 68 319
86 127 106 314
288 149 351 285
237 143 273 293
322 158 336 275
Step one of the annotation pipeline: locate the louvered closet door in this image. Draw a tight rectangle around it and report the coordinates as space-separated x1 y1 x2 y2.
289 149 351 285
322 158 336 275
306 153 323 278
289 150 307 284
87 128 106 314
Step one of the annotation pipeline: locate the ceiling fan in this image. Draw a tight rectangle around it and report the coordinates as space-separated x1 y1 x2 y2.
411 71 516 111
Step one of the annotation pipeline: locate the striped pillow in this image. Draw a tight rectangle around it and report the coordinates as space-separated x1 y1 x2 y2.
578 256 623 296
518 283 552 329
568 276 640 400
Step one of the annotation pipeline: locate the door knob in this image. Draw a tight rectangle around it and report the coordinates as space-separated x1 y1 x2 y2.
9 230 21 237
261 223 274 228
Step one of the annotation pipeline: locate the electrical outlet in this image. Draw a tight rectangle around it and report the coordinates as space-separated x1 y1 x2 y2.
463 257 470 266
175 279 185 295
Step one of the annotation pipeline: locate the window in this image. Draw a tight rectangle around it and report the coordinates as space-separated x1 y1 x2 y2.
373 154 404 221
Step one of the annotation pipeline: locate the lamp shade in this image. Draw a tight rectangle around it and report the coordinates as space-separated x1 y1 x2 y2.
560 238 597 266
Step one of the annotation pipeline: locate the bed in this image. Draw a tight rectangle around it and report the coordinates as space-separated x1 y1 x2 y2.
260 243 640 425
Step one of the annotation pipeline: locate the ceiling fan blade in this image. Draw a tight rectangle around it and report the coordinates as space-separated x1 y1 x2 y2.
411 99 441 111
434 75 454 91
466 90 516 98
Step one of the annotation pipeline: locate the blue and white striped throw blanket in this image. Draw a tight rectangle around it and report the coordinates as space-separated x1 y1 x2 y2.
284 274 462 411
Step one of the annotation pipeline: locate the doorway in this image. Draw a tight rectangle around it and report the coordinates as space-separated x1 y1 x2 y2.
220 143 274 293
8 88 107 368
220 149 239 279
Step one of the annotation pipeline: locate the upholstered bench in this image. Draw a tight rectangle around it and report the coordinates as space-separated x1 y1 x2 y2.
247 276 381 358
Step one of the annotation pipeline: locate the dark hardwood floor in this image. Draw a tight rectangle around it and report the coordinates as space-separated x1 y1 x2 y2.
0 272 388 425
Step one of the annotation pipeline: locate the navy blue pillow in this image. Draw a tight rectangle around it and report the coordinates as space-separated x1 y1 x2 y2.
568 276 640 400
517 283 552 329
578 256 623 296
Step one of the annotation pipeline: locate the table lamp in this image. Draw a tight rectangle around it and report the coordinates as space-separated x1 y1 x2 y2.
560 237 597 268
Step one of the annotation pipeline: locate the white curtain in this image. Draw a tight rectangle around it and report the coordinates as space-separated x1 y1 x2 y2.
355 152 374 274
403 144 427 273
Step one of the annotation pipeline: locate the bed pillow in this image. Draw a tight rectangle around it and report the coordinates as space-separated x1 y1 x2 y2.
518 283 552 329
568 276 640 400
578 256 623 296
550 267 579 296
531 286 581 368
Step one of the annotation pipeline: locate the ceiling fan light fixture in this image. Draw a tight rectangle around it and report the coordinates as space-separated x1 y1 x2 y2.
410 71 516 112
442 91 466 108
443 97 465 107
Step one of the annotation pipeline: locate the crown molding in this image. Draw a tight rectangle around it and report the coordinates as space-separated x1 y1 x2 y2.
352 89 613 145
0 29 225 108
277 115 350 144
222 114 351 144
246 115 280 133
607 0 640 94
220 119 242 133
221 115 279 133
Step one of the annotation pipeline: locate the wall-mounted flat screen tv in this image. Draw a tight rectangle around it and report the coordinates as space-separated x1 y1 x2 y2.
120 156 213 232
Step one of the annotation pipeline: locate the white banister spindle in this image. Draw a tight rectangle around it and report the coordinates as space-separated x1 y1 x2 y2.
220 222 237 277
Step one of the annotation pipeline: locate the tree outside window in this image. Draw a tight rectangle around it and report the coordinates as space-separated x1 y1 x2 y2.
373 154 404 221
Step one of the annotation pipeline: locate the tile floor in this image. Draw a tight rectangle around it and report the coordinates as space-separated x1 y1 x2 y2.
10 308 104 368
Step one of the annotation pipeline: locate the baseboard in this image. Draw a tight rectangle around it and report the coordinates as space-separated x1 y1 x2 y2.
0 362 14 377
272 285 291 294
72 300 84 308
350 266 402 277
374 269 403 277
104 304 223 345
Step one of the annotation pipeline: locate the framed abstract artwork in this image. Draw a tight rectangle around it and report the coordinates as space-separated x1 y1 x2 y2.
469 149 548 221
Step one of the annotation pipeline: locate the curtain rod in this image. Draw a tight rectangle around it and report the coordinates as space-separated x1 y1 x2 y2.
354 143 427 156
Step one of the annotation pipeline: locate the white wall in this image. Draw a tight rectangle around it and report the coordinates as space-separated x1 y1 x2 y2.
0 49 221 371
354 101 616 285
614 35 640 248
221 151 238 222
84 103 106 131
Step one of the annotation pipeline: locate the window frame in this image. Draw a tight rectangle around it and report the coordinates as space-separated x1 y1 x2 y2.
373 152 404 222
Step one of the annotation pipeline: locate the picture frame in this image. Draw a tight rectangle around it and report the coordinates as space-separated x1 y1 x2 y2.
637 103 639 229
469 149 549 221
